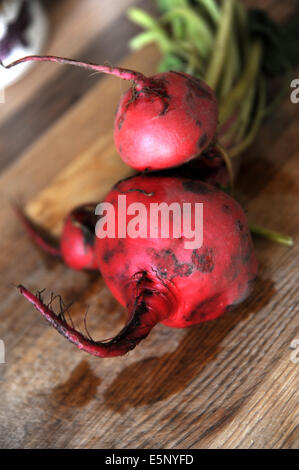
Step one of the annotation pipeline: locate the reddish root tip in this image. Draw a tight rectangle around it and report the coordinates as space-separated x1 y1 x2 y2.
14 205 61 258
17 278 164 358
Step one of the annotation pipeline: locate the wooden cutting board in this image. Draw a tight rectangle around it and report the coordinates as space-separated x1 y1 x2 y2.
0 0 298 449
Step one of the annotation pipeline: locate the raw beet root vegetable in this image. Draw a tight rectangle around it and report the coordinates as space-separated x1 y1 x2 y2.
16 203 98 271
114 70 218 171
18 174 257 358
60 203 99 270
1 55 218 170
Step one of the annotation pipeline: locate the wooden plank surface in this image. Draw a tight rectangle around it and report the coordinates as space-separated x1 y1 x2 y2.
0 0 298 449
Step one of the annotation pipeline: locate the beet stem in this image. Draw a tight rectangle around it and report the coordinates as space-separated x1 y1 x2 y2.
0 55 151 90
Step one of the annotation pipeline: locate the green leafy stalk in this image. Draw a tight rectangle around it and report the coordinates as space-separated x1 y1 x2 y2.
219 40 263 125
249 224 294 247
205 0 235 90
230 77 266 158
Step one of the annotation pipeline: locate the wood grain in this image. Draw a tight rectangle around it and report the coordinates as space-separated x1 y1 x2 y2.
0 0 298 449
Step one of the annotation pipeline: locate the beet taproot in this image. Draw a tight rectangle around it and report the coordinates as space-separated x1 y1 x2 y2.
18 174 257 357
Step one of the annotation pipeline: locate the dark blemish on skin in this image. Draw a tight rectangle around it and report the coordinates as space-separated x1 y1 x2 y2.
174 263 193 277
171 71 213 101
117 239 126 254
116 185 154 197
118 114 125 130
236 220 244 232
242 231 250 242
229 254 240 282
197 132 208 149
222 204 232 213
148 248 193 280
185 89 200 121
113 174 139 191
125 86 141 109
243 246 253 265
195 119 202 128
186 76 214 101
157 76 169 85
81 225 95 248
126 188 154 197
138 78 171 116
153 78 172 116
102 248 115 263
182 180 214 195
188 294 221 321
51 360 101 408
159 100 170 116
229 275 258 308
192 247 215 273
115 101 120 117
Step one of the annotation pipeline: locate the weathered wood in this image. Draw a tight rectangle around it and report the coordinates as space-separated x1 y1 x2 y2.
0 0 297 449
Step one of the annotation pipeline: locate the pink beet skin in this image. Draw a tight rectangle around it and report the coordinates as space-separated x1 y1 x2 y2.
114 72 218 171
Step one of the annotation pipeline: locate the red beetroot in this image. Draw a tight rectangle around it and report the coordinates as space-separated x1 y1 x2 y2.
1 56 218 171
114 71 218 170
16 203 98 271
60 203 98 270
18 174 257 358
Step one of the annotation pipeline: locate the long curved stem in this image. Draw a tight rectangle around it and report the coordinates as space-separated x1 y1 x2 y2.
205 0 235 90
17 275 170 357
0 55 152 90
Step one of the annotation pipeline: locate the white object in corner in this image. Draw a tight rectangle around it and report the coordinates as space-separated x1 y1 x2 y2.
0 0 49 89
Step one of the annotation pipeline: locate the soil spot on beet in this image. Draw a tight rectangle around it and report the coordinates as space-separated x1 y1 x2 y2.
182 180 213 195
222 204 232 214
197 132 208 149
192 247 215 273
148 248 193 279
118 114 125 130
102 248 116 263
236 220 244 232
187 294 222 322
